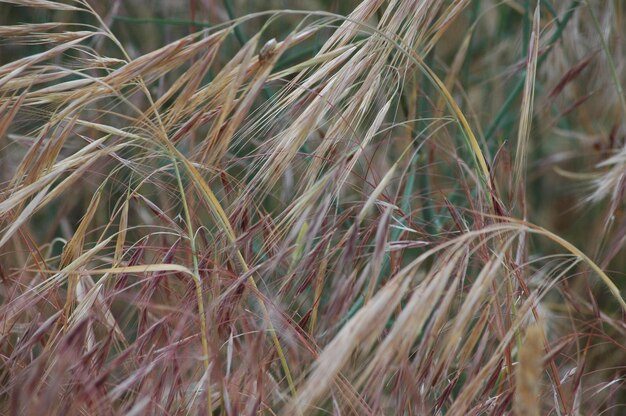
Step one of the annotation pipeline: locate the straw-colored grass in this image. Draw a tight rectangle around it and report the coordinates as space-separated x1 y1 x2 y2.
1 0 625 414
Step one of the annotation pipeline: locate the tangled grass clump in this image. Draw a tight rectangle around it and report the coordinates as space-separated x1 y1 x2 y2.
1 0 625 414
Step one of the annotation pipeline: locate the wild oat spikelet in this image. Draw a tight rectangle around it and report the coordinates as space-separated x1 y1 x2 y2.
514 324 544 416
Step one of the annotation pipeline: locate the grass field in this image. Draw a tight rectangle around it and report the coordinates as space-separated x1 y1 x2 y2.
1 0 625 414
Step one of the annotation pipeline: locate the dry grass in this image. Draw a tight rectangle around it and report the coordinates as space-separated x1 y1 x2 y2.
1 0 625 414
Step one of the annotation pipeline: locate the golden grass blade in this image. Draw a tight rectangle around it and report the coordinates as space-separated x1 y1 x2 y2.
0 22 62 37
0 184 50 248
84 264 194 276
0 0 82 11
61 191 101 323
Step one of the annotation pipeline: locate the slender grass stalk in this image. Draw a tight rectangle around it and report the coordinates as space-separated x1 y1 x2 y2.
172 158 212 415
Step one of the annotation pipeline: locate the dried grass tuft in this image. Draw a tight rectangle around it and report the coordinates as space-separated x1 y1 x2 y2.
1 0 625 414
514 324 544 416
